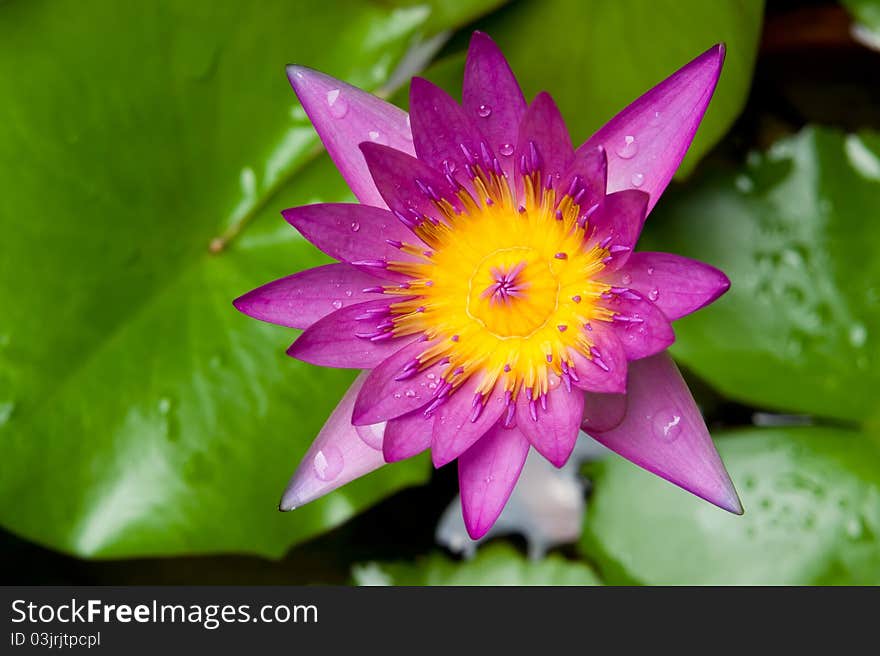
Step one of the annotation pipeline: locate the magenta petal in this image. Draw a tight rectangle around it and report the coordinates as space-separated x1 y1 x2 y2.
352 340 442 425
515 385 583 468
559 144 607 215
287 298 414 369
568 324 628 394
515 92 575 188
282 203 417 280
233 264 382 330
287 66 414 209
458 422 530 539
431 377 507 467
409 77 493 184
582 392 627 433
587 189 649 271
589 352 742 514
602 290 675 361
463 31 526 181
582 44 725 214
383 411 432 463
360 142 462 227
280 374 386 510
600 252 731 321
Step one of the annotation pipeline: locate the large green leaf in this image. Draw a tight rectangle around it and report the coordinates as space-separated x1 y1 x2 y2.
843 0 880 49
0 0 500 558
580 427 880 585
353 542 601 585
642 127 880 423
420 0 764 176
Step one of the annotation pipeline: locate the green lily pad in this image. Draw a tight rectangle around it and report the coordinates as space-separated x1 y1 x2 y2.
353 542 602 585
0 0 498 558
843 0 880 49
642 127 880 422
581 427 880 585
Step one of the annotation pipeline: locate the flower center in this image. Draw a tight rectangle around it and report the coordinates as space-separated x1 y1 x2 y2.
468 250 557 337
372 154 617 405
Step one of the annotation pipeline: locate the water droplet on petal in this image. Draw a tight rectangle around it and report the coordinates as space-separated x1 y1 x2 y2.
356 422 385 450
621 273 632 285
344 290 353 297
313 446 344 481
404 389 416 398
648 288 659 301
331 300 343 310
350 221 360 232
631 172 645 187
647 266 655 275
499 143 514 156
326 89 348 118
652 412 681 442
478 104 492 118
368 130 385 144
616 135 638 159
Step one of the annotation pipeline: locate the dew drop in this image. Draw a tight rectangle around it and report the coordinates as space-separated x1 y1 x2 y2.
344 290 353 297
313 446 344 481
849 323 867 348
615 135 638 159
0 401 15 427
404 389 416 398
368 130 384 144
326 89 348 118
499 143 514 156
621 273 632 285
350 221 360 232
331 300 343 310
355 422 385 450
647 266 655 275
652 411 681 442
648 288 660 301
631 172 645 187
547 374 562 390
477 104 492 118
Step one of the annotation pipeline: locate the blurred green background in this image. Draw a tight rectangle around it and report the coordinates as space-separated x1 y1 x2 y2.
1 0 879 585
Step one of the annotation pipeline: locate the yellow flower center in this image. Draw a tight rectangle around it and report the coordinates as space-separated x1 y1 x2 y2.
384 167 614 401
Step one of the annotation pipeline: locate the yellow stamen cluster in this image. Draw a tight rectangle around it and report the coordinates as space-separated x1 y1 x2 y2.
384 168 613 401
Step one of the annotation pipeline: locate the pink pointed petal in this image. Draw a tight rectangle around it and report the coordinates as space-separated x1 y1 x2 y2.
458 422 530 539
599 252 730 321
463 31 526 181
591 352 742 513
431 377 507 467
568 324 628 394
287 298 415 369
559 144 607 215
581 44 725 213
352 339 442 425
515 92 575 188
282 204 417 280
383 411 433 463
286 66 414 208
582 392 627 433
360 142 462 227
280 374 387 510
515 385 583 468
410 77 493 183
601 290 675 361
587 189 649 271
233 264 383 330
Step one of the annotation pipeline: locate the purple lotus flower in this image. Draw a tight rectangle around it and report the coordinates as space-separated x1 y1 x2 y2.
235 32 742 539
